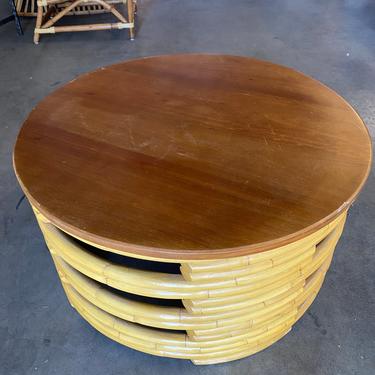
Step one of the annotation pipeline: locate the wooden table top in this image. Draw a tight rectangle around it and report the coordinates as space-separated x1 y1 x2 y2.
13 55 372 260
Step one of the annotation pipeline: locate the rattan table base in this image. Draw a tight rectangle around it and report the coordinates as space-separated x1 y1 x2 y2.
33 207 346 365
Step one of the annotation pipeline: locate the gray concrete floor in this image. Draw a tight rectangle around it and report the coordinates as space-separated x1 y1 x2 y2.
1 1 375 374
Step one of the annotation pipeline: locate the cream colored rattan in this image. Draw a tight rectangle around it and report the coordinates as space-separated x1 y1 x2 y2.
31 206 347 365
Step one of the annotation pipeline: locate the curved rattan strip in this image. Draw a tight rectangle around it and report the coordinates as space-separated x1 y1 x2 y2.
184 276 302 313
182 213 345 273
185 269 302 309
66 285 293 361
55 257 215 330
190 329 290 365
181 245 316 282
37 213 345 301
38 221 207 299
186 217 345 313
47 234 308 306
65 275 297 349
59 251 299 328
186 310 295 342
55 255 314 329
65 262 309 333
56 246 329 335
185 255 332 340
64 269 320 351
33 206 345 362
203 216 345 301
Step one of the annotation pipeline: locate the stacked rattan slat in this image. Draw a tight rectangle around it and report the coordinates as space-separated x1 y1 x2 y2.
33 207 347 365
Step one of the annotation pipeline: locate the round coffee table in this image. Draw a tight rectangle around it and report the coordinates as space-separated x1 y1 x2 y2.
13 55 371 365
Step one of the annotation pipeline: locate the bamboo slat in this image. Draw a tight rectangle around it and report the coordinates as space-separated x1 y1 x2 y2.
15 0 127 16
31 207 347 364
65 285 294 361
38 215 343 301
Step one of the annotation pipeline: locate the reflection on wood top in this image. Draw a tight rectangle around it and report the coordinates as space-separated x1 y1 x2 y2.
13 55 372 260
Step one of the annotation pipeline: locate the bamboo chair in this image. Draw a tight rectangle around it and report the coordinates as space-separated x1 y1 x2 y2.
31 0 136 44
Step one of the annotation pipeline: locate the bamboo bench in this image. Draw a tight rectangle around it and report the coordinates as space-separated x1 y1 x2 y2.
15 0 136 43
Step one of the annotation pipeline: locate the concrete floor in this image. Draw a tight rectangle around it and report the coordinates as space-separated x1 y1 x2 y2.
1 0 375 374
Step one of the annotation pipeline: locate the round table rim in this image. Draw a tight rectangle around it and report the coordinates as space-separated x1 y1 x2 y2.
13 54 373 261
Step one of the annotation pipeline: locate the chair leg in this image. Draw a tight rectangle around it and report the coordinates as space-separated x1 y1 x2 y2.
127 0 134 40
34 3 43 44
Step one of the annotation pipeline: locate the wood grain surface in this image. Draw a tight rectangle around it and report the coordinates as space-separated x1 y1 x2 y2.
13 54 372 260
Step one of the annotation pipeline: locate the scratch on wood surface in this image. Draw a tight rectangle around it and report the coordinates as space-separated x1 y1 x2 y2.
127 127 136 148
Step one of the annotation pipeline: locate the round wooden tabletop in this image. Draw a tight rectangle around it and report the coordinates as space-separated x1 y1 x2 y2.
13 55 372 260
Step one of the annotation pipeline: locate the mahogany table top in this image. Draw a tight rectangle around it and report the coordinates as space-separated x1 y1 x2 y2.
13 54 372 260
